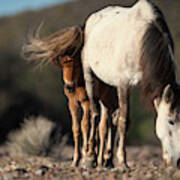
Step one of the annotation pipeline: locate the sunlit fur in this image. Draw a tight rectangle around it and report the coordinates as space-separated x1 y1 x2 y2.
82 0 180 168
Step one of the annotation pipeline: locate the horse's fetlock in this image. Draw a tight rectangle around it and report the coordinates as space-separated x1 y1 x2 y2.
104 149 111 158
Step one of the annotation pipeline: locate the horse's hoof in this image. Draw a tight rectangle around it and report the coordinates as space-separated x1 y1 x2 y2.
114 164 130 173
96 166 107 172
71 161 79 168
104 159 114 169
81 156 95 169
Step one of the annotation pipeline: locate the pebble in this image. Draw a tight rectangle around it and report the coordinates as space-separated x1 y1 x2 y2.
35 165 49 176
15 168 28 175
173 170 180 179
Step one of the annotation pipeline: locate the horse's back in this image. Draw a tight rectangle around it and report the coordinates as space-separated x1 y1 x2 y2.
82 0 157 86
85 0 155 37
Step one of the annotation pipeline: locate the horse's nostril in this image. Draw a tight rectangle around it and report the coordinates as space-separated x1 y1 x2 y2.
177 158 180 168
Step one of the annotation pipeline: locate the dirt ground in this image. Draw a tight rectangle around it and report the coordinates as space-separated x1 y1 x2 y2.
0 145 180 180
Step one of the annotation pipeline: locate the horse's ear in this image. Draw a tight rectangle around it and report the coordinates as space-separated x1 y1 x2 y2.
162 84 174 103
154 97 160 111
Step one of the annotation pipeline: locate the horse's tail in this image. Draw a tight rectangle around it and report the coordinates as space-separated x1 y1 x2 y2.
22 24 84 67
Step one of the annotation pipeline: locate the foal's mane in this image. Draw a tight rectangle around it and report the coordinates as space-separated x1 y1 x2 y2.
140 3 176 104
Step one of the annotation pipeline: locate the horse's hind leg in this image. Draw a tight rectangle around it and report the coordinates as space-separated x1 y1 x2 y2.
69 100 81 167
104 124 114 168
116 86 130 171
97 101 108 168
83 66 99 166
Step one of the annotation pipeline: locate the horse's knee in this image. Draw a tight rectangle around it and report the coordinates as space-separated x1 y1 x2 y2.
81 102 90 128
81 118 88 131
99 122 107 137
117 117 127 132
72 124 80 139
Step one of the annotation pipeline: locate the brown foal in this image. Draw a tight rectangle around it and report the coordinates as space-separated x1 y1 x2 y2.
61 55 90 166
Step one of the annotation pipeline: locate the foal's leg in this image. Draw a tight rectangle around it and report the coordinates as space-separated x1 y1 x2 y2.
97 101 108 167
69 100 81 167
116 86 129 171
80 100 90 162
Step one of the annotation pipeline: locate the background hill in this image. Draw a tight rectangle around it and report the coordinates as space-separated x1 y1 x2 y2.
0 0 180 145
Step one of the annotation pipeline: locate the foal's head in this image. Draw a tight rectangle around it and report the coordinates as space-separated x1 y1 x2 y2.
154 84 180 168
61 56 76 92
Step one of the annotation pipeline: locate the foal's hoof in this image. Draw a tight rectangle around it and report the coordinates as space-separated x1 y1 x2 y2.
81 156 95 169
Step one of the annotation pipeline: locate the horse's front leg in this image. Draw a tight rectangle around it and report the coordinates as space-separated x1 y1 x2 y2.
69 100 81 167
97 101 108 168
116 86 130 171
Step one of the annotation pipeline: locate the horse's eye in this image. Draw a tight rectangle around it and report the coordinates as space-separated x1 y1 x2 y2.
168 120 175 126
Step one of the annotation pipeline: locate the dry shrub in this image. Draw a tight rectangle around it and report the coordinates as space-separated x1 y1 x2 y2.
7 116 67 159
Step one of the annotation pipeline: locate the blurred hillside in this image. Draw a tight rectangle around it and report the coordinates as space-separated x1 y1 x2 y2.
0 0 179 144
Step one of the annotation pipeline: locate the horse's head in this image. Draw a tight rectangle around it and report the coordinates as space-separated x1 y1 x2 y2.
154 84 180 168
61 56 76 93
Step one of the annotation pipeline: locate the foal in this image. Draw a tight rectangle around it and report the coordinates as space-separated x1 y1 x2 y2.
22 26 89 166
61 56 90 166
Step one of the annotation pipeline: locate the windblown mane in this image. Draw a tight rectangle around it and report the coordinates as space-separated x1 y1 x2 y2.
140 3 176 104
22 24 84 67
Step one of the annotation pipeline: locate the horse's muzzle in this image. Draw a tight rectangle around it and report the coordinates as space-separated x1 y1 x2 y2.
65 83 75 93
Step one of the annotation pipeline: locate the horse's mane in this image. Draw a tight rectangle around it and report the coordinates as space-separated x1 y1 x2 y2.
22 24 84 67
140 3 176 104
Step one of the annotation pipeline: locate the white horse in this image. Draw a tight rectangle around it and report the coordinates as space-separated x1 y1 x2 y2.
82 0 180 169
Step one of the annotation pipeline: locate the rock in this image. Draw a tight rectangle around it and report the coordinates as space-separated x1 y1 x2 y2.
173 170 180 179
3 173 14 180
35 165 49 176
15 168 28 175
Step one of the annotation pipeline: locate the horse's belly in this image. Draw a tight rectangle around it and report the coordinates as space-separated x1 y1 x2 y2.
83 17 144 86
89 58 142 87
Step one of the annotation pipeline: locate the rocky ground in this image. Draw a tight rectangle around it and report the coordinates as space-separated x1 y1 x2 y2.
0 145 180 180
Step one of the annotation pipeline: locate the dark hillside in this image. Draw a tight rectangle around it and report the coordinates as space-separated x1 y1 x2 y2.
0 0 179 144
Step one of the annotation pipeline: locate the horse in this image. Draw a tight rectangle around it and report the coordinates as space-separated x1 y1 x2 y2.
82 0 180 169
22 25 118 168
